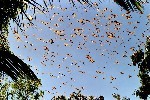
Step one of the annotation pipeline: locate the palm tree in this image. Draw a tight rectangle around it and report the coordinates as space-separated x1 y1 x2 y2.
113 0 146 13
0 0 146 81
0 0 43 81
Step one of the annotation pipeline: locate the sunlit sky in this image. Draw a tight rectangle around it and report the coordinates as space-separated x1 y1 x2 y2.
8 0 150 99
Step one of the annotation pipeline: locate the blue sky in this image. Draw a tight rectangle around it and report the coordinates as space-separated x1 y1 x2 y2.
8 0 150 99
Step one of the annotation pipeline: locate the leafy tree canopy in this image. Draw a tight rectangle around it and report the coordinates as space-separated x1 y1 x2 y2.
131 36 150 99
0 77 44 100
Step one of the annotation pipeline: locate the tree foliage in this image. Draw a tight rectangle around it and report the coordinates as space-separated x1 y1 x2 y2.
112 93 130 100
52 90 104 100
0 0 43 90
0 0 45 31
113 0 146 13
0 77 44 100
52 91 131 100
131 36 150 99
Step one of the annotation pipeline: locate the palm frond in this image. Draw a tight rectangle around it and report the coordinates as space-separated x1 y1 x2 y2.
0 0 42 81
0 50 38 81
0 0 45 31
114 0 144 13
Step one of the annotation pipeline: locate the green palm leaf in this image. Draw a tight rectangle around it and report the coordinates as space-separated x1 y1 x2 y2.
0 50 38 81
114 0 144 13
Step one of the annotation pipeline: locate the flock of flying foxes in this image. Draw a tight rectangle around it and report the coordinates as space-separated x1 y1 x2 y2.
7 0 150 96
